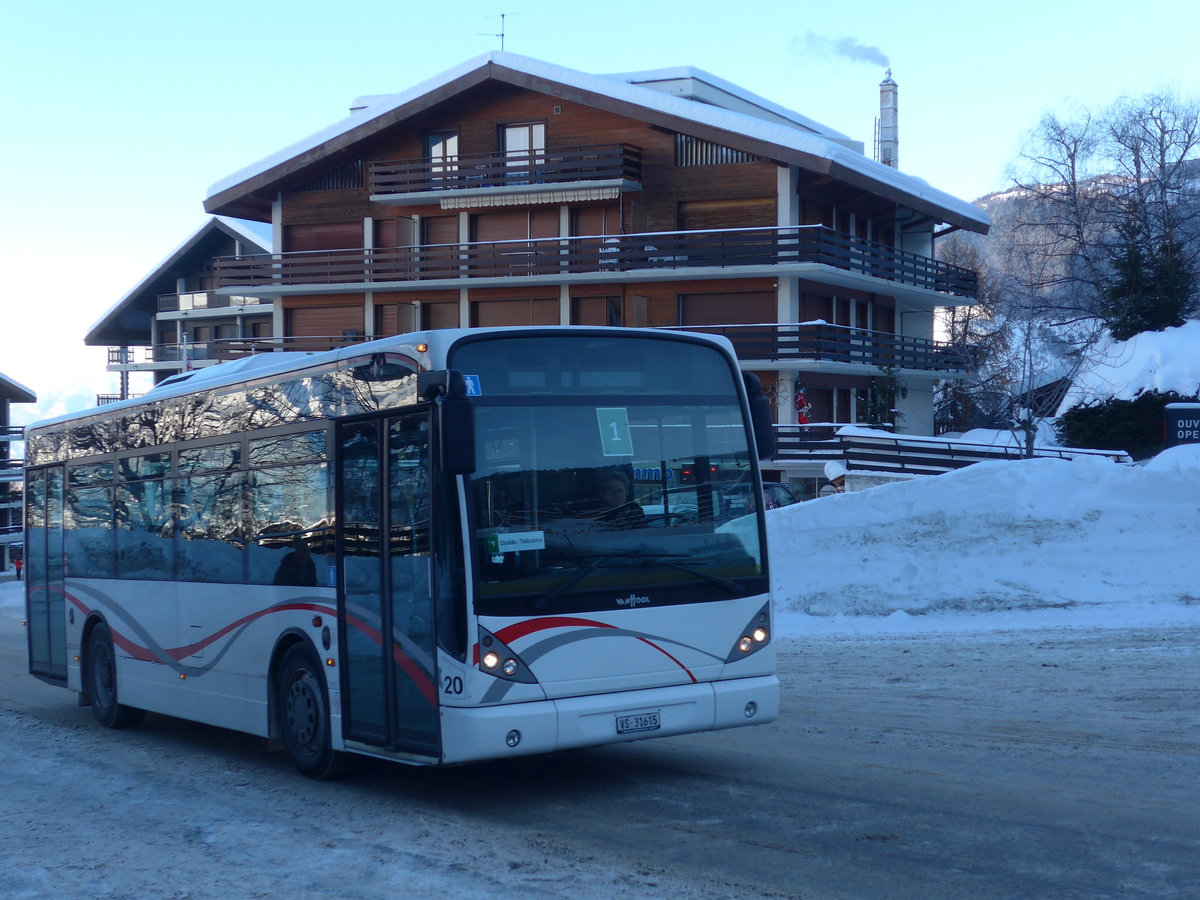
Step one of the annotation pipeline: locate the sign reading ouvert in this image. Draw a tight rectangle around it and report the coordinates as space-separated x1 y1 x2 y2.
1164 403 1200 447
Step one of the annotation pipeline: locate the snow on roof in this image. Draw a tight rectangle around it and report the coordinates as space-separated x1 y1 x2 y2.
601 64 856 144
1057 319 1200 414
205 51 988 231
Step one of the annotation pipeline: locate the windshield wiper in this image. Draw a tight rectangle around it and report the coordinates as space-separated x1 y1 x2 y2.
532 554 613 610
650 559 747 596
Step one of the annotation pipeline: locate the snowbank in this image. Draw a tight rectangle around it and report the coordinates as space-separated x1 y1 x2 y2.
770 444 1200 635
1058 320 1200 412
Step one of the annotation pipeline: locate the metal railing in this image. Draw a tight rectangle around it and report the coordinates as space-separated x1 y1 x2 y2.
96 394 145 406
772 425 1132 471
671 323 980 372
108 335 373 375
368 144 642 195
213 225 978 298
157 292 267 313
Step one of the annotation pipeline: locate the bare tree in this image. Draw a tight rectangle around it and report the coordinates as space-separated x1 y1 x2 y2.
935 234 1012 433
1006 92 1200 341
977 91 1200 452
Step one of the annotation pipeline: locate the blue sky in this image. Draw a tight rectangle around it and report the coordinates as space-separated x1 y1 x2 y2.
3 0 1198 420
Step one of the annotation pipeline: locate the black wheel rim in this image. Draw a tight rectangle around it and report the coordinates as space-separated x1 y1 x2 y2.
285 668 323 760
92 640 115 711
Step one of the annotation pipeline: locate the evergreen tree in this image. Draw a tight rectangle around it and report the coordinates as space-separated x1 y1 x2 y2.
1101 210 1198 341
1056 390 1198 459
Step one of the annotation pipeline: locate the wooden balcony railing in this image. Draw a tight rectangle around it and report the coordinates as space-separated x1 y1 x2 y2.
368 144 642 195
214 225 978 298
669 322 982 372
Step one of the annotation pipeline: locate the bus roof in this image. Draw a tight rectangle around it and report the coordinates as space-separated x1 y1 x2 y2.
28 327 735 435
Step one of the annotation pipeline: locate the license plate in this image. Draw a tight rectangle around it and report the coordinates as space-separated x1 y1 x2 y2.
616 711 661 734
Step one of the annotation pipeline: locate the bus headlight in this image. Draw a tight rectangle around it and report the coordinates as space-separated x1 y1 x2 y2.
725 602 772 662
476 627 539 684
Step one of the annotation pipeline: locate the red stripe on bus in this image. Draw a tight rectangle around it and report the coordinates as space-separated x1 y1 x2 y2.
344 612 437 709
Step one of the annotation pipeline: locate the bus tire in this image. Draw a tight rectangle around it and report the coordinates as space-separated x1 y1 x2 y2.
276 644 348 779
85 623 146 729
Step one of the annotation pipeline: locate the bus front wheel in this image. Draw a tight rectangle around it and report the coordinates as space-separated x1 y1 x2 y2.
85 623 146 729
276 644 347 779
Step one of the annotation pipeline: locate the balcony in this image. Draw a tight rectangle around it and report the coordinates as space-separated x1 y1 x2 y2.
157 291 266 313
367 144 642 201
213 225 978 299
106 335 374 375
669 323 981 373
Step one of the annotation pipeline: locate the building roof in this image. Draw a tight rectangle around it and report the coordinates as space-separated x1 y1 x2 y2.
603 64 860 148
85 216 273 347
204 51 989 234
0 371 36 404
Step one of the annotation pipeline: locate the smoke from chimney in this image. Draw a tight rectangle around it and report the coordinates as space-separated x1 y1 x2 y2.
793 32 890 68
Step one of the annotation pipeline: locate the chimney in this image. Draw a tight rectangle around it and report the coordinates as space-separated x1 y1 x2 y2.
878 70 898 168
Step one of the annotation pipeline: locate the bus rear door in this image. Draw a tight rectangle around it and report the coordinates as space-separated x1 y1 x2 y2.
25 466 67 684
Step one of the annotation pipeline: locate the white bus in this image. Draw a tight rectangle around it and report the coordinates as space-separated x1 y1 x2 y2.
25 327 779 777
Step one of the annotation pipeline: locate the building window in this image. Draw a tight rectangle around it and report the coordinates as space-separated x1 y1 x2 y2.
424 130 459 183
674 134 759 167
571 297 623 327
501 123 545 183
293 159 364 192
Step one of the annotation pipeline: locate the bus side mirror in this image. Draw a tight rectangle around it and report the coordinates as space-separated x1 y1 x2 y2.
742 373 776 460
441 395 476 475
420 370 477 475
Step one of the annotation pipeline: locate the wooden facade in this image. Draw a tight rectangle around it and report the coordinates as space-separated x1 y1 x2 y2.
202 53 990 481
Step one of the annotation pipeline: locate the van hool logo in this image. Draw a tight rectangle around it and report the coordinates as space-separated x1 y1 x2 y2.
615 593 651 608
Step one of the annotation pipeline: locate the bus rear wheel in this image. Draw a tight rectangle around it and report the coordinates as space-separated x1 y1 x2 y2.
276 644 348 779
85 623 145 729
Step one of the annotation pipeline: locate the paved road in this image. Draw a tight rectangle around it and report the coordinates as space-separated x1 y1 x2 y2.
2 607 1198 899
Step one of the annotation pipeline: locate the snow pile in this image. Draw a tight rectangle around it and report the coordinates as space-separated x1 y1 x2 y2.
1058 319 1200 412
769 443 1200 634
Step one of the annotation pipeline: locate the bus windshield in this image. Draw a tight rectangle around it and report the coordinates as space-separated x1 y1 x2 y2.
451 334 767 615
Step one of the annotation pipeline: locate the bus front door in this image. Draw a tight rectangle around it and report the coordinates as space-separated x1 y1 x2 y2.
337 414 441 759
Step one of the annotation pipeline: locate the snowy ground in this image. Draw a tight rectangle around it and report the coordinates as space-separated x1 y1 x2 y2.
2 446 1198 898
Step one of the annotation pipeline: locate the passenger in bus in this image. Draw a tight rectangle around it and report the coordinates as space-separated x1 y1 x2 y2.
273 536 318 587
596 471 647 530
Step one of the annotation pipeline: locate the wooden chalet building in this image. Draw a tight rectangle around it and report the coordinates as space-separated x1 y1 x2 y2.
203 52 989 495
86 216 272 402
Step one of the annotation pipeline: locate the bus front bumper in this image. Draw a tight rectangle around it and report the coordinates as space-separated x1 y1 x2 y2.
439 675 779 765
